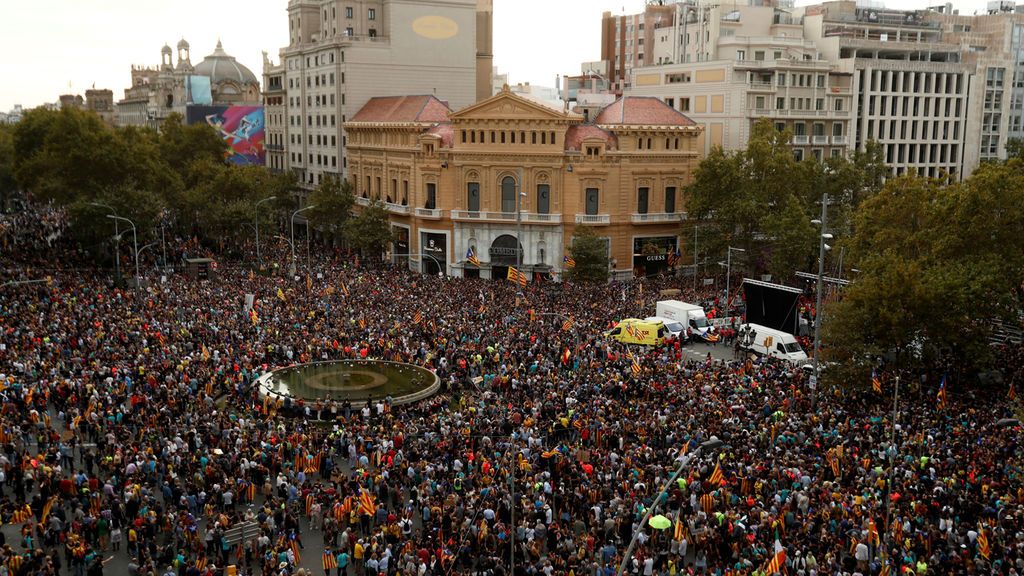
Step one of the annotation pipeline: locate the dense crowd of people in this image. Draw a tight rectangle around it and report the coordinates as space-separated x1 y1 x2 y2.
0 200 1021 576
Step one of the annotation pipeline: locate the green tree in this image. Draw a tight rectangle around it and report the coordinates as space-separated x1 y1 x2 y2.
345 200 394 259
826 163 1024 378
157 113 227 179
0 124 16 210
685 119 885 281
308 175 355 243
566 226 609 283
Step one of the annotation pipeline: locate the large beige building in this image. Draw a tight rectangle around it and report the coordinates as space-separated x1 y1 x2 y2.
263 0 493 190
601 3 679 93
344 88 703 280
626 1 853 159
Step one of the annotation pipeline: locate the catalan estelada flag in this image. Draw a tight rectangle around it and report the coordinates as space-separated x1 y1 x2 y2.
466 247 481 267
323 551 338 570
563 255 576 268
562 317 574 331
708 462 724 486
413 311 423 324
937 374 949 410
872 369 882 393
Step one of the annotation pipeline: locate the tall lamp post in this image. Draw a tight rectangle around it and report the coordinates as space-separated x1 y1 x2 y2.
106 215 139 285
515 167 525 292
810 194 832 406
254 195 277 269
724 246 745 315
90 202 121 281
290 205 316 276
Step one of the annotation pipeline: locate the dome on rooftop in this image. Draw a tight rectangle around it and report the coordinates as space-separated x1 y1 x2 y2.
193 41 258 86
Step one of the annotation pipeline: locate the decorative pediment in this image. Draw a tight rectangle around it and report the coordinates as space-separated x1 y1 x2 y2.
450 86 578 123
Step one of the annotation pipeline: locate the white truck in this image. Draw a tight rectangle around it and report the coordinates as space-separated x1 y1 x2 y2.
655 300 718 343
738 323 808 364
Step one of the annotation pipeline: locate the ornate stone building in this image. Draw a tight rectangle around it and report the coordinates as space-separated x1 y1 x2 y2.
344 87 703 280
116 40 260 128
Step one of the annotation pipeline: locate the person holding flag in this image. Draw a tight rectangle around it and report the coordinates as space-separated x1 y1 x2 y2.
938 374 949 410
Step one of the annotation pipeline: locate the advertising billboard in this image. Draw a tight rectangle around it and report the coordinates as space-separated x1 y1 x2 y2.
186 105 265 166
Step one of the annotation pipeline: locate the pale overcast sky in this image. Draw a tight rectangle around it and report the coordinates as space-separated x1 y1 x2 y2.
0 0 992 112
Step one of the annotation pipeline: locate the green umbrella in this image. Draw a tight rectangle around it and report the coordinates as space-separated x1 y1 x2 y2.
649 515 672 530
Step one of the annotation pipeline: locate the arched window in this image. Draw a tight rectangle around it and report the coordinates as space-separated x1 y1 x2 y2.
501 176 516 214
467 182 480 212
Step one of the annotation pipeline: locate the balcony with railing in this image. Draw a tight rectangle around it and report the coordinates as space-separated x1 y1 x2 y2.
832 135 848 145
450 210 516 222
631 212 686 224
792 135 810 145
355 196 371 206
450 211 562 224
575 214 611 225
414 208 443 219
812 135 830 145
384 201 410 215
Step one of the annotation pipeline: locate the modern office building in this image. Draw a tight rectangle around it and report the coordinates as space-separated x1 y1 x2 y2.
344 88 703 280
799 1 974 179
601 3 679 93
262 0 492 191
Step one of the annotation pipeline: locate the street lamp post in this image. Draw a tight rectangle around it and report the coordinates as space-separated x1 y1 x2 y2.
811 194 832 406
107 215 139 286
617 445 710 575
290 205 316 276
90 202 121 281
724 246 745 315
255 195 277 268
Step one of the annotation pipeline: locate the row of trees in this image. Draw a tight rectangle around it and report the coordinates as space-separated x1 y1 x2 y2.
0 107 393 262
686 119 1024 378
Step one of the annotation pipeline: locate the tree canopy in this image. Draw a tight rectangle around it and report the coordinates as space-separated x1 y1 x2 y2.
566 226 610 283
3 107 298 256
685 119 885 280
824 159 1024 378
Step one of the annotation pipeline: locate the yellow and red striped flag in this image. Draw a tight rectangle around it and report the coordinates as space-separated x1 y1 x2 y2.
708 462 724 486
978 523 991 559
413 311 423 324
323 551 338 570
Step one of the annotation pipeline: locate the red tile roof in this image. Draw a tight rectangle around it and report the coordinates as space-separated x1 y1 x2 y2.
593 96 696 126
425 123 454 147
564 125 618 151
349 95 451 123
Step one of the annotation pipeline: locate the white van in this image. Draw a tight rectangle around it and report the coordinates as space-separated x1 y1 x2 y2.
738 323 808 363
655 300 718 342
645 316 685 340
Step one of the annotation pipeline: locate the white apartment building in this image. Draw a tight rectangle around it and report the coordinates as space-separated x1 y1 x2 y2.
263 0 492 190
627 1 854 159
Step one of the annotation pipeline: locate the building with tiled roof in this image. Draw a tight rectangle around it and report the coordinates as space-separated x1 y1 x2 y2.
344 87 703 280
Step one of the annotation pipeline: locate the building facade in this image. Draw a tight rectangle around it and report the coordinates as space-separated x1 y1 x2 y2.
800 1 974 179
344 89 702 280
626 1 854 159
621 0 1024 179
262 0 492 191
928 8 1024 165
602 3 679 93
116 40 261 128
